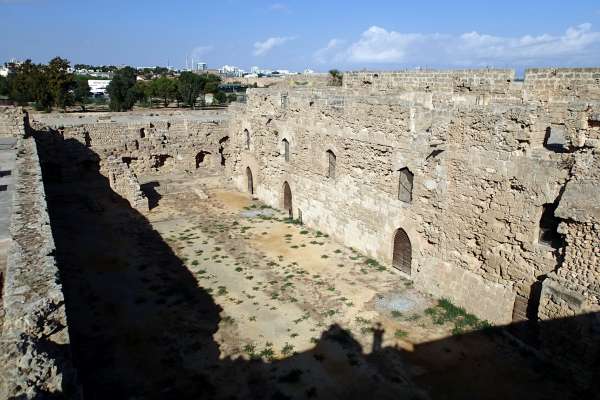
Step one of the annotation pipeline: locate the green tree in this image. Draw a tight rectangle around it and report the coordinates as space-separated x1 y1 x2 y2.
328 69 343 86
7 60 52 110
177 72 204 109
73 76 91 111
226 93 237 103
151 76 177 107
0 75 8 96
46 57 75 109
135 80 153 107
107 67 140 111
213 91 227 104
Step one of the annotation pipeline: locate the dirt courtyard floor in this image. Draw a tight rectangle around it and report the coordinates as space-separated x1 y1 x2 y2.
46 171 580 400
145 186 575 400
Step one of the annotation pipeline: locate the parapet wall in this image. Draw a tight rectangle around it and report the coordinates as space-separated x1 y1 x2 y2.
342 68 600 103
0 135 78 399
343 69 516 94
0 107 27 138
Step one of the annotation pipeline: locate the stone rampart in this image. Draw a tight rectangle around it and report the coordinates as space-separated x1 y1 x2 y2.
0 136 78 399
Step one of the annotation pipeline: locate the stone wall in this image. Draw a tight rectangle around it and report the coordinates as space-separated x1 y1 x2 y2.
0 107 27 138
0 136 78 399
227 69 600 327
30 109 233 180
100 156 149 212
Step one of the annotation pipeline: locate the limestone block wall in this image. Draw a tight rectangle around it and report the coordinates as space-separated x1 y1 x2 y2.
30 110 232 179
0 136 78 399
0 107 27 137
227 78 598 325
343 69 516 95
523 68 600 102
100 156 149 212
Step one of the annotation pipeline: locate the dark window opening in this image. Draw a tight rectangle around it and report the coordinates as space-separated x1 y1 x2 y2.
152 154 172 169
167 122 171 129
195 151 211 168
134 140 139 150
282 139 290 162
140 128 146 139
0 185 7 192
539 202 563 248
246 167 254 194
326 150 336 179
398 168 414 203
149 123 154 128
0 170 11 178
283 181 292 218
122 157 138 167
588 119 600 128
244 129 250 150
219 136 229 166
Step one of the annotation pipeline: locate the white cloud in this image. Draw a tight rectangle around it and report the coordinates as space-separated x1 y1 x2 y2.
190 45 213 59
269 3 289 13
253 36 295 56
317 24 600 66
314 39 345 63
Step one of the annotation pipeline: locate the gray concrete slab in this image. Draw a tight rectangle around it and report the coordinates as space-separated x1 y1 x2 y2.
0 138 17 241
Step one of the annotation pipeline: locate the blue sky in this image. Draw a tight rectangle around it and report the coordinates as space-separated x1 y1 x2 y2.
1 0 599 72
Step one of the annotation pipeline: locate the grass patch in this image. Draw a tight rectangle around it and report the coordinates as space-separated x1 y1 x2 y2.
394 329 408 339
425 298 490 334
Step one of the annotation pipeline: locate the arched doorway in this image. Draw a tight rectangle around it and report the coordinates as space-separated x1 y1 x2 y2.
246 167 254 194
392 228 412 275
283 181 292 218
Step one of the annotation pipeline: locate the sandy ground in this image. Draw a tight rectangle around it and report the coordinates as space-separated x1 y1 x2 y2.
149 189 443 359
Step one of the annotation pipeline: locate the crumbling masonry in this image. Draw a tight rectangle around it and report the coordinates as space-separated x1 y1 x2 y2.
0 68 599 397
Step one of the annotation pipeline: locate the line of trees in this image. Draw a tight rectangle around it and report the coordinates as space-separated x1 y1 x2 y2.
0 57 90 111
0 57 233 112
122 71 225 111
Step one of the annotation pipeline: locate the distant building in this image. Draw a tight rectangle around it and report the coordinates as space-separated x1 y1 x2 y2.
0 65 8 77
196 62 207 71
88 80 111 96
219 65 244 77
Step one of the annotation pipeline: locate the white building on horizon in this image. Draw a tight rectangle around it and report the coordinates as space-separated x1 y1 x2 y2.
88 79 111 96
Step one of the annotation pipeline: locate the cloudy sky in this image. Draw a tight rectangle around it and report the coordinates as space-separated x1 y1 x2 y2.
1 0 599 72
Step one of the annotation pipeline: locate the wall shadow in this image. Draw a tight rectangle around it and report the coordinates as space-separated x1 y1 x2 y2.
31 130 598 400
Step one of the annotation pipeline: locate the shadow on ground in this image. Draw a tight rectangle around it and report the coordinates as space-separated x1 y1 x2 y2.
31 133 599 400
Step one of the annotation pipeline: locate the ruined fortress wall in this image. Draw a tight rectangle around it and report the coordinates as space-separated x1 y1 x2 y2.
343 69 516 94
0 135 78 399
100 156 149 212
0 107 27 137
30 110 233 180
228 73 600 326
523 68 600 101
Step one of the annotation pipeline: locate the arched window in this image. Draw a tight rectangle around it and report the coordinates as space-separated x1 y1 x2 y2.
244 129 250 150
282 139 290 162
326 150 336 178
195 151 211 168
398 168 414 203
392 228 412 275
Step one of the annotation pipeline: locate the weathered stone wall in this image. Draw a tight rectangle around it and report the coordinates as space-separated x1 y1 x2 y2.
0 107 27 138
0 136 78 399
227 69 600 328
523 68 600 102
30 109 233 180
100 156 149 212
